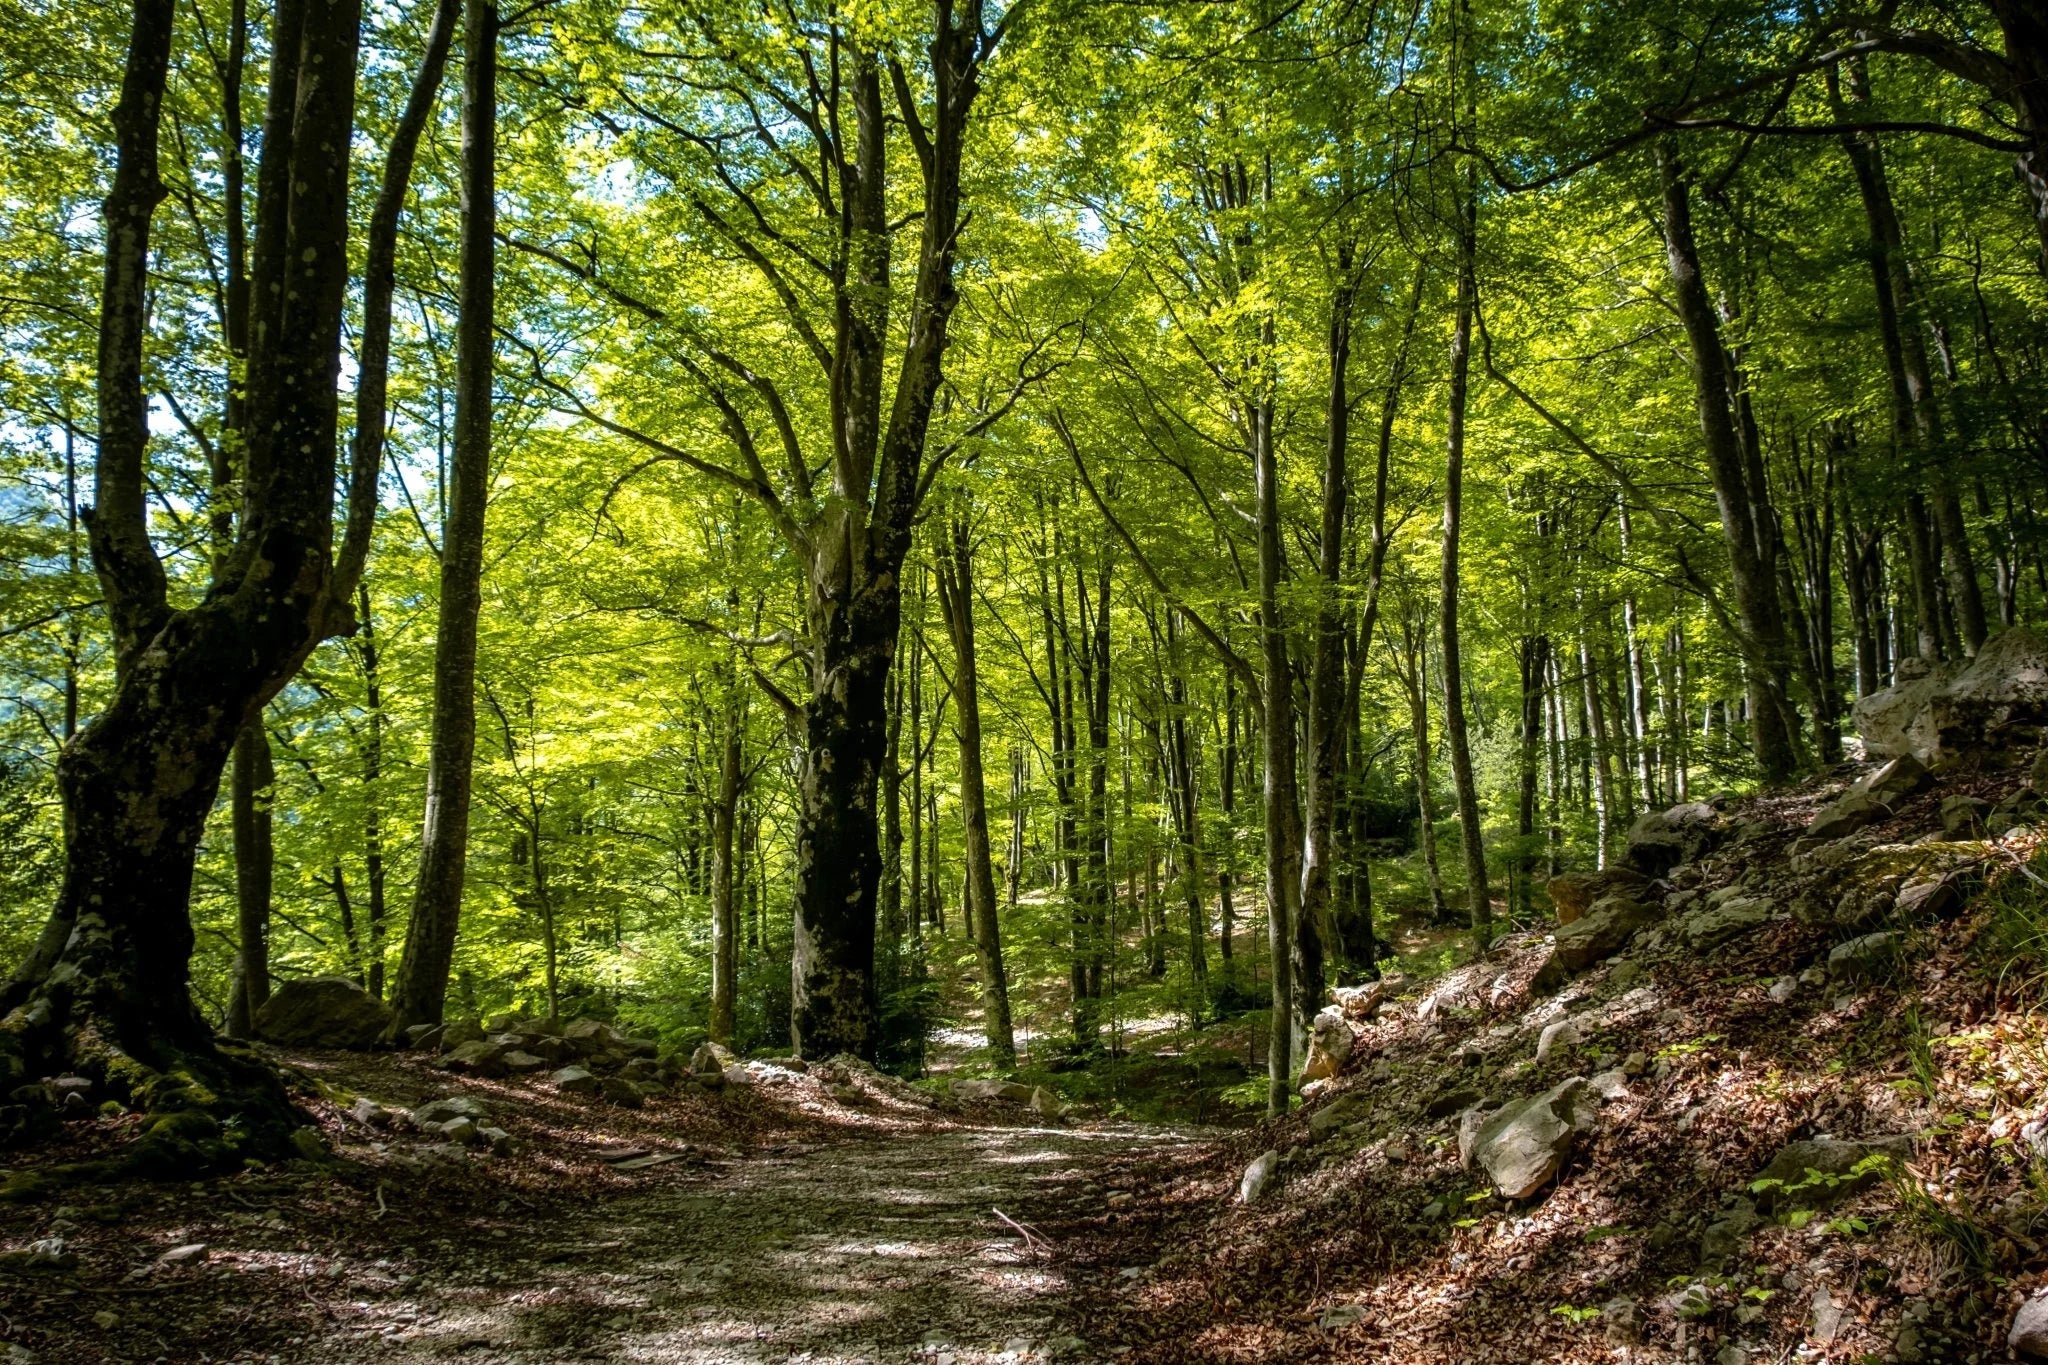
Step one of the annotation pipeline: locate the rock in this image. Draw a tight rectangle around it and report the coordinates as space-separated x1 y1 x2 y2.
1601 1296 1643 1345
1853 657 1951 761
950 1079 1032 1103
1939 793 1992 837
721 1064 753 1087
601 1076 644 1108
1992 787 2048 835
1895 1297 1934 1363
252 976 393 1049
616 1035 659 1059
439 1018 485 1049
562 1017 621 1056
1457 1104 1492 1170
410 1096 487 1126
1859 754 1934 803
1768 975 1798 1003
620 1057 664 1084
1473 1077 1586 1199
1752 1134 1913 1211
1699 1197 1758 1268
2011 1289 2048 1359
1238 1149 1280 1204
1926 626 2048 763
0 1238 75 1274
1546 868 1651 925
1301 1007 1354 1082
1621 1051 1647 1077
1588 1069 1629 1100
1309 1093 1369 1138
1827 930 1900 981
1801 787 1893 846
1330 979 1389 1020
1679 895 1774 950
689 1042 735 1075
402 1023 445 1052
1895 877 1960 919
500 1050 546 1074
349 1097 394 1127
477 1126 516 1156
158 1243 208 1266
1425 1084 1481 1120
550 1065 600 1096
1536 1017 1580 1063
436 1116 481 1146
1028 1087 1069 1121
1553 895 1659 972
438 1039 509 1077
1623 802 1722 876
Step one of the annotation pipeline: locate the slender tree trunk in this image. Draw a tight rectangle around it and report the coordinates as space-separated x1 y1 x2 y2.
358 585 388 1000
1253 392 1298 1113
1515 634 1548 919
1658 144 1801 780
1441 179 1491 942
225 723 274 1037
386 0 496 1033
936 515 1015 1067
708 684 742 1047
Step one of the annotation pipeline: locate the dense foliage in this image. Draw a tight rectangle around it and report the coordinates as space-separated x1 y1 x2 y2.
2 0 2044 1094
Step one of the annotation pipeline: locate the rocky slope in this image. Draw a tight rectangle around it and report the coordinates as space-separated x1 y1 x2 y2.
1058 753 2048 1363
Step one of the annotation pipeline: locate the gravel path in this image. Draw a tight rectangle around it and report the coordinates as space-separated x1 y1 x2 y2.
314 1123 1208 1364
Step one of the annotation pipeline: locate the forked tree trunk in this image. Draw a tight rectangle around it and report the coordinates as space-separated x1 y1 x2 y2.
0 0 382 1163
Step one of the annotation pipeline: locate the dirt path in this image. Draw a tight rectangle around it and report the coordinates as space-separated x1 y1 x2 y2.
303 1122 1206 1364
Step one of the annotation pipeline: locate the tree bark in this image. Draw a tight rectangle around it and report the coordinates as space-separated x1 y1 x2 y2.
1441 181 1492 941
386 0 496 1033
1252 392 1299 1113
708 684 742 1047
935 514 1015 1067
1657 144 1801 781
224 722 274 1038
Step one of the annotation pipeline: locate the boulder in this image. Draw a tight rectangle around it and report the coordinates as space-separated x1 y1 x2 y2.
1860 754 1934 803
1827 930 1900 981
1238 1149 1280 1204
1308 1093 1370 1138
1853 657 1950 761
1457 1104 1491 1170
252 976 393 1050
1623 803 1722 876
550 1065 600 1096
1028 1087 1069 1122
411 1095 487 1126
1473 1077 1586 1199
2012 1290 2048 1360
950 1079 1032 1103
403 1023 444 1052
600 1076 644 1108
689 1042 735 1075
1939 793 1992 838
1536 1017 1580 1063
1546 868 1651 925
478 1126 517 1157
435 1116 481 1146
500 1050 546 1074
562 1017 622 1057
349 1097 394 1128
1552 895 1659 973
1679 896 1774 950
1699 1197 1759 1269
1330 978 1391 1020
1752 1134 1912 1211
1300 1007 1354 1083
1926 626 2048 763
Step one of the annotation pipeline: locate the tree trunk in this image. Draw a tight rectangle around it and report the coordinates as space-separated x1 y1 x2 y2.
1253 392 1299 1113
1515 634 1548 919
1657 144 1801 781
708 686 742 1047
358 585 389 1000
386 0 496 1033
225 722 274 1038
1300 248 1356 985
1 0 372 1161
1441 181 1492 942
935 514 1015 1068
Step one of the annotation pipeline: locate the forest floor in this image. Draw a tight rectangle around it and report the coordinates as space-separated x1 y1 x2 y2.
0 1048 1215 1364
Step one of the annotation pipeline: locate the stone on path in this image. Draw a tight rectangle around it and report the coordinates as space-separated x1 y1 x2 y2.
1238 1149 1279 1205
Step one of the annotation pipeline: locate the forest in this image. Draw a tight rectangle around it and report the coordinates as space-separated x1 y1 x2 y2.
3 0 2048 1361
